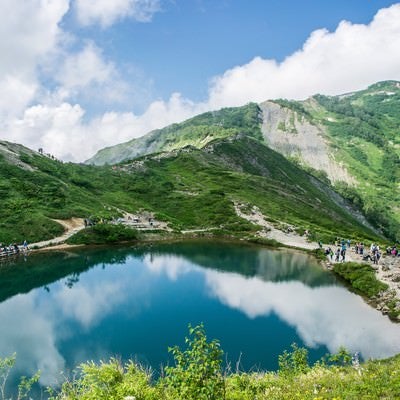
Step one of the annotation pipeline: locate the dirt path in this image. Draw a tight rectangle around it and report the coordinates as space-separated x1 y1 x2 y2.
234 202 319 250
29 218 85 249
233 201 399 316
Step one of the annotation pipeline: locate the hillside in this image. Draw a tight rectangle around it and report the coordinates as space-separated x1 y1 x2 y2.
263 80 400 239
86 81 400 240
0 136 378 245
87 103 263 165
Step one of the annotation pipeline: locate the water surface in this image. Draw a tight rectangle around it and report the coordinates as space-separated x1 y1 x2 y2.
0 240 399 390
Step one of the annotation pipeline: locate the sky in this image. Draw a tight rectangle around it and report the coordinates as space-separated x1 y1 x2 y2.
1 0 400 162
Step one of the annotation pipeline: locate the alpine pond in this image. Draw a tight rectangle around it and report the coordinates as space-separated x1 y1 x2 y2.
1 240 400 391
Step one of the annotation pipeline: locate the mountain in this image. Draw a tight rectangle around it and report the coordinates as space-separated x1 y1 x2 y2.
0 136 379 244
86 103 263 165
86 81 400 239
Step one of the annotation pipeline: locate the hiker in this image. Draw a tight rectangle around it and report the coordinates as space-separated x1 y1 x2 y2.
341 248 346 262
335 248 340 262
318 240 323 249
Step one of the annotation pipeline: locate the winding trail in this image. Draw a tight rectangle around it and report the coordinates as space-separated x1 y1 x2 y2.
30 218 85 249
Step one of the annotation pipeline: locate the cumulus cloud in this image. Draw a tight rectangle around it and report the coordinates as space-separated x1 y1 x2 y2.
75 0 162 27
57 42 115 90
0 0 69 116
5 93 206 161
2 3 400 161
208 3 400 108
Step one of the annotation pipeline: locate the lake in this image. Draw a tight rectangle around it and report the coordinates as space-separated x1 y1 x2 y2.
1 240 400 391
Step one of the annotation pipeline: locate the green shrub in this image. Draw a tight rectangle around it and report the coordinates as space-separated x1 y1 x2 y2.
278 343 310 377
333 262 388 297
49 358 160 400
164 324 225 400
67 224 139 245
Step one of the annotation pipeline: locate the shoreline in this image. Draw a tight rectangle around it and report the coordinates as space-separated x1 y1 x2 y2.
19 217 400 321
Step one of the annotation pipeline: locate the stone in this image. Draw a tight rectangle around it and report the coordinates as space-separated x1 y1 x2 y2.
391 274 400 282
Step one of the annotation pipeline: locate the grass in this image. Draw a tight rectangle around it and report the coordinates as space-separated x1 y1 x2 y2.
333 261 388 297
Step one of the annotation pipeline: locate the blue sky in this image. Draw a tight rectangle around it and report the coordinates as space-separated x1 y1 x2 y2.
1 0 400 161
64 0 399 111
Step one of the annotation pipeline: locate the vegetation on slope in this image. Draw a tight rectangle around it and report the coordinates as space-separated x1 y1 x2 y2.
86 81 400 242
87 103 263 165
310 81 400 240
0 135 380 245
119 136 378 241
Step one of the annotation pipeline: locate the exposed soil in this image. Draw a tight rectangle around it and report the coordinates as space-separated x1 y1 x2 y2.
30 218 85 249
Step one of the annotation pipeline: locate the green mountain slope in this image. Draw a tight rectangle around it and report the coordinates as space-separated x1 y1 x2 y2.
85 81 400 239
0 136 378 244
264 80 400 239
86 103 263 165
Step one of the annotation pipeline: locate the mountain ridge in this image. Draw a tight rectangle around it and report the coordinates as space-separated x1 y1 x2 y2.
84 80 400 240
0 133 380 244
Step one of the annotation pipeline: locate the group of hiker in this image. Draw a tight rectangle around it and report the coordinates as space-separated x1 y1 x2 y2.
323 238 399 265
386 245 399 257
0 240 28 258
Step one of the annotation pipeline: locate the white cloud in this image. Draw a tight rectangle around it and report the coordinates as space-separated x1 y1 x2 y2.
5 93 206 161
0 0 69 116
57 42 115 91
75 0 162 27
208 3 400 108
2 3 400 162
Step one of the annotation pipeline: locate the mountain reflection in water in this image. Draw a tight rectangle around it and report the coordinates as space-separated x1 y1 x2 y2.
0 241 399 389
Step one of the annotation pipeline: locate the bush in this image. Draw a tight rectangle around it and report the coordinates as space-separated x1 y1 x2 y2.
48 358 160 400
67 224 139 245
333 262 388 297
164 324 225 400
278 343 310 377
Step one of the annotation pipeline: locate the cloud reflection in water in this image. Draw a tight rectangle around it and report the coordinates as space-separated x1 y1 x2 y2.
1 246 400 388
144 252 400 359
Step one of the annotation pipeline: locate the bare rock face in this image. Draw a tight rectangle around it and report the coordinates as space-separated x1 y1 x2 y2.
259 101 355 184
0 140 37 171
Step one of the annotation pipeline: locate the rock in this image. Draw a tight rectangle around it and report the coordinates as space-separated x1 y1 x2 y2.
391 274 400 282
382 265 391 271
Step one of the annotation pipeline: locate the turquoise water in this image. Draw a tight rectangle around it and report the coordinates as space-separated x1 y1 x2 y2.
1 240 400 391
